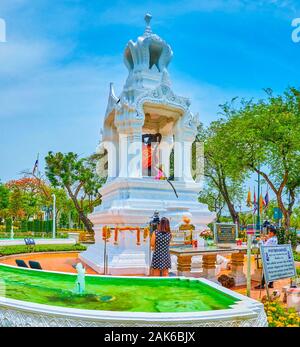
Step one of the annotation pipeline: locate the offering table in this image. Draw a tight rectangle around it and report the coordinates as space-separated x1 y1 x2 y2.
170 245 247 284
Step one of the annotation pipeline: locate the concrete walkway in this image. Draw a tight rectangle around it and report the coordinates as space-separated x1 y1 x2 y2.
0 238 75 247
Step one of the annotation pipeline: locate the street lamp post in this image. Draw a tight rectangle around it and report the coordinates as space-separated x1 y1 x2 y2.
256 168 261 233
246 232 252 297
10 217 14 240
52 194 56 239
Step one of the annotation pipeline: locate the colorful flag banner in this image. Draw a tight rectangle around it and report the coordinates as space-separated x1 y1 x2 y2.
264 190 270 209
253 189 257 214
246 188 252 208
32 154 39 175
259 194 264 214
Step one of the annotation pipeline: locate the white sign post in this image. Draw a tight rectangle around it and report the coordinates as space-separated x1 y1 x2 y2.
246 224 256 297
260 244 297 299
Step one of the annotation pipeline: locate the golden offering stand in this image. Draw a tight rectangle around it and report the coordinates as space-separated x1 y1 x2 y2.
176 217 195 246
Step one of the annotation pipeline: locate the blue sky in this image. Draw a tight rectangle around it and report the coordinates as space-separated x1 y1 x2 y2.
0 0 300 184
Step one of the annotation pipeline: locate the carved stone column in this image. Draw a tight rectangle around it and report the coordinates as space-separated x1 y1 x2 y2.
128 131 142 178
182 140 193 181
202 254 217 281
115 103 144 179
229 252 246 286
173 113 197 182
174 139 183 181
159 135 173 178
177 254 192 276
118 133 129 178
103 140 117 179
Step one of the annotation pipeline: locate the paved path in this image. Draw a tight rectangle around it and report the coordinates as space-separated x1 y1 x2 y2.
0 252 97 274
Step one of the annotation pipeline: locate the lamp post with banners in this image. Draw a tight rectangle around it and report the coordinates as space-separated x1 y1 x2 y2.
256 167 261 234
10 217 14 240
52 194 56 239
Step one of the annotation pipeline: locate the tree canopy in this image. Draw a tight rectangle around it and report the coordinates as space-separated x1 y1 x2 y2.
221 87 300 229
45 152 105 233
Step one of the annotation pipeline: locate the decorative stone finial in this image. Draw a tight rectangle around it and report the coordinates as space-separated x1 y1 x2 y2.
144 13 152 36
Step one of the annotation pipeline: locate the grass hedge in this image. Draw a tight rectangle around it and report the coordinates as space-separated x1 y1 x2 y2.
0 243 87 257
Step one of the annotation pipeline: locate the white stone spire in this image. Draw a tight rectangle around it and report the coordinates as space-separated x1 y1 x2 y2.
143 13 152 36
123 14 173 91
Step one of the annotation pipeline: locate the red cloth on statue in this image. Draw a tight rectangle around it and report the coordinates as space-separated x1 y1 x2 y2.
142 144 152 169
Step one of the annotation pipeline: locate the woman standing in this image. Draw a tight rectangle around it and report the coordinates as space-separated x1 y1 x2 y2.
150 217 172 277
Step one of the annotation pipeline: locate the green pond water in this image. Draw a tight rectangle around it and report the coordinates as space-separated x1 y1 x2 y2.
0 265 239 313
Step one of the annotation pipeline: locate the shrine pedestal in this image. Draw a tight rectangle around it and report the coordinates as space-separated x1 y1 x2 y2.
79 226 151 275
79 178 215 275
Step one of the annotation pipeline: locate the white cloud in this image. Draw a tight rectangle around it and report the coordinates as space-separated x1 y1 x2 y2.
0 56 125 118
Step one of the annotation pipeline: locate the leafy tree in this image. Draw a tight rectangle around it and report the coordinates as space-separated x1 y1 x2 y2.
223 88 300 230
0 183 10 221
198 186 225 222
197 120 246 224
6 178 49 220
0 183 9 209
45 152 104 233
290 206 300 229
8 189 25 219
238 212 256 229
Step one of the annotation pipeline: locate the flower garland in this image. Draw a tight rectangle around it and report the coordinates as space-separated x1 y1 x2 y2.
102 226 111 241
102 226 150 246
114 227 119 245
143 227 150 242
136 228 141 246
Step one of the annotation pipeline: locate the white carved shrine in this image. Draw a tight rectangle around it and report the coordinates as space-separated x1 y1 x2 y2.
80 14 215 274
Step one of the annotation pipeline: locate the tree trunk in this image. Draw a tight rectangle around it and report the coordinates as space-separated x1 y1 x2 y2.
225 196 240 225
276 195 290 231
66 186 94 233
77 209 94 233
207 169 240 226
220 172 239 225
253 167 294 231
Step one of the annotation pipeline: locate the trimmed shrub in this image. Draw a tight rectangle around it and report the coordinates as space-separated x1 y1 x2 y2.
0 243 87 257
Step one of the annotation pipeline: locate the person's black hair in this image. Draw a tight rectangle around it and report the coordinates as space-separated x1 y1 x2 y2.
268 225 277 234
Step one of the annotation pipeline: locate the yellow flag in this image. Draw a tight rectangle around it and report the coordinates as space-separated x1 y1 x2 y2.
246 188 252 208
259 195 264 214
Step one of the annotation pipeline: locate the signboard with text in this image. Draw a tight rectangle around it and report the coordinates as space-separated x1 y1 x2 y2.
273 207 283 220
213 223 238 244
260 244 296 283
246 224 256 235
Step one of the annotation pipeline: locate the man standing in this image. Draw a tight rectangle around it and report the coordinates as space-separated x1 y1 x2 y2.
255 225 278 289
